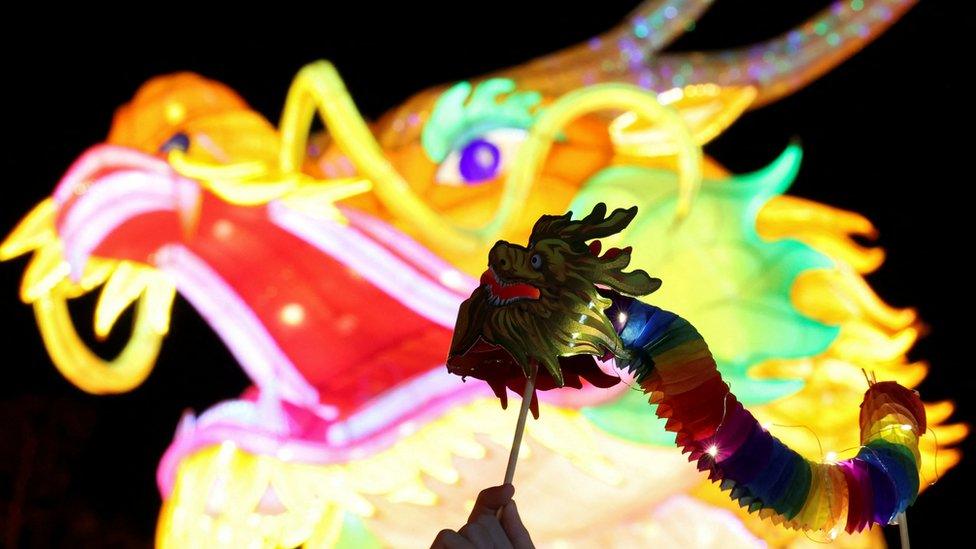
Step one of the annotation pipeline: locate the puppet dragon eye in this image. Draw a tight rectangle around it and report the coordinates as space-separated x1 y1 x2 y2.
530 252 543 270
422 78 541 186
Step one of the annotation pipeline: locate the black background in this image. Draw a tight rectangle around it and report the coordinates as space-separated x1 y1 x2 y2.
1 2 971 547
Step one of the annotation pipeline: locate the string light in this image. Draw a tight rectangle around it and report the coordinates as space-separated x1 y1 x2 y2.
279 303 306 326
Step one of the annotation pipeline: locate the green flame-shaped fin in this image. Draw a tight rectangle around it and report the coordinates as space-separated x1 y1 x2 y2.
578 144 839 444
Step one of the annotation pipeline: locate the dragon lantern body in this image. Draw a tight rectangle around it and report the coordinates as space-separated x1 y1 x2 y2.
1 1 964 547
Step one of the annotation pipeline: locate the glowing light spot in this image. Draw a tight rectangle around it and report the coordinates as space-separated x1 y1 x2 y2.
439 269 469 291
476 146 495 167
165 102 187 125
335 313 358 334
901 424 913 431
634 22 650 39
825 451 838 463
213 219 234 239
398 421 418 437
658 87 683 104
280 303 305 326
217 523 233 544
706 444 719 457
218 440 237 462
197 515 213 532
762 422 772 431
618 312 628 324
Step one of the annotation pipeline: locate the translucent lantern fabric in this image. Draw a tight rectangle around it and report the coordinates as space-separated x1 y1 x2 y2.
1 1 963 547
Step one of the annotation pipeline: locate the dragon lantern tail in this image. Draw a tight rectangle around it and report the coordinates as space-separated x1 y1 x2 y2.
605 294 926 534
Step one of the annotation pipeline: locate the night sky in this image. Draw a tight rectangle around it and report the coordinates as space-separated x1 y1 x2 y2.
1 2 971 547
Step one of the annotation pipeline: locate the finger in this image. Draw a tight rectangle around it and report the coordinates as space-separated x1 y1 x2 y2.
458 522 492 549
431 529 473 549
475 514 513 549
468 484 515 521
501 501 534 549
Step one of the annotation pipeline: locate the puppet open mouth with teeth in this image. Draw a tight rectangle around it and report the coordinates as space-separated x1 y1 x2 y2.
480 265 542 306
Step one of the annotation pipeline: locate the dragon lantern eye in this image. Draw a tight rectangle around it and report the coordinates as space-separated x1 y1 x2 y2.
435 128 528 186
530 253 543 270
160 132 190 154
458 138 501 182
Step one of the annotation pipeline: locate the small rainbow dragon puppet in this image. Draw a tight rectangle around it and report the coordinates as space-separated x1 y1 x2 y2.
447 203 926 536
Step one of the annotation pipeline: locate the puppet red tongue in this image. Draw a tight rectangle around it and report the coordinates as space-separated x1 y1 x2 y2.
480 268 541 301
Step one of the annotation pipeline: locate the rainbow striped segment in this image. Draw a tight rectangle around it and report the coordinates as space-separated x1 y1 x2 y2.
606 293 927 534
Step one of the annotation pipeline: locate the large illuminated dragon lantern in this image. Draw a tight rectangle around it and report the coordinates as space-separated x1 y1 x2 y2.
2 0 964 547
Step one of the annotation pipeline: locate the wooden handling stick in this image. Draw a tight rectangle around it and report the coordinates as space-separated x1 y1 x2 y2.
503 363 538 484
497 363 539 517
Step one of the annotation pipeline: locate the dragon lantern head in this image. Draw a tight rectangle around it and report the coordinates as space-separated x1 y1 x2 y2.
1 0 919 400
448 203 661 416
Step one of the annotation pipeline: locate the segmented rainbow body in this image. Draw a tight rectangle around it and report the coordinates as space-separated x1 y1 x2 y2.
606 292 925 534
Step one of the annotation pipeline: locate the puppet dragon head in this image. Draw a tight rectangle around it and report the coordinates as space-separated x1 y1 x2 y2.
448 203 660 414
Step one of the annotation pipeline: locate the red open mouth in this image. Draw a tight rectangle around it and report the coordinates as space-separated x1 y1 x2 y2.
480 266 541 305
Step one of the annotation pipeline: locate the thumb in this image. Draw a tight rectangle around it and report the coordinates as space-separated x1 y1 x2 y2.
501 500 534 548
468 484 515 522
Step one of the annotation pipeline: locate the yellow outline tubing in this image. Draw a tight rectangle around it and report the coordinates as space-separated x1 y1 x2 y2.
34 286 164 394
16 61 701 394
278 61 701 255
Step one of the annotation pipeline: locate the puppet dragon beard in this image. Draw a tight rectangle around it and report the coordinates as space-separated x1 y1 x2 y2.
448 203 928 535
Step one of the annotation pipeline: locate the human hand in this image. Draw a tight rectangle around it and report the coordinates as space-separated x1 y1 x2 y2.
430 484 534 549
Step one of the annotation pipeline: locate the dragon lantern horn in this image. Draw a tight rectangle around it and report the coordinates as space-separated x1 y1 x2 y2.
505 0 714 77
502 0 917 108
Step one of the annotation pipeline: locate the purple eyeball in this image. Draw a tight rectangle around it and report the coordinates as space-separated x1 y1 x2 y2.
458 138 501 183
